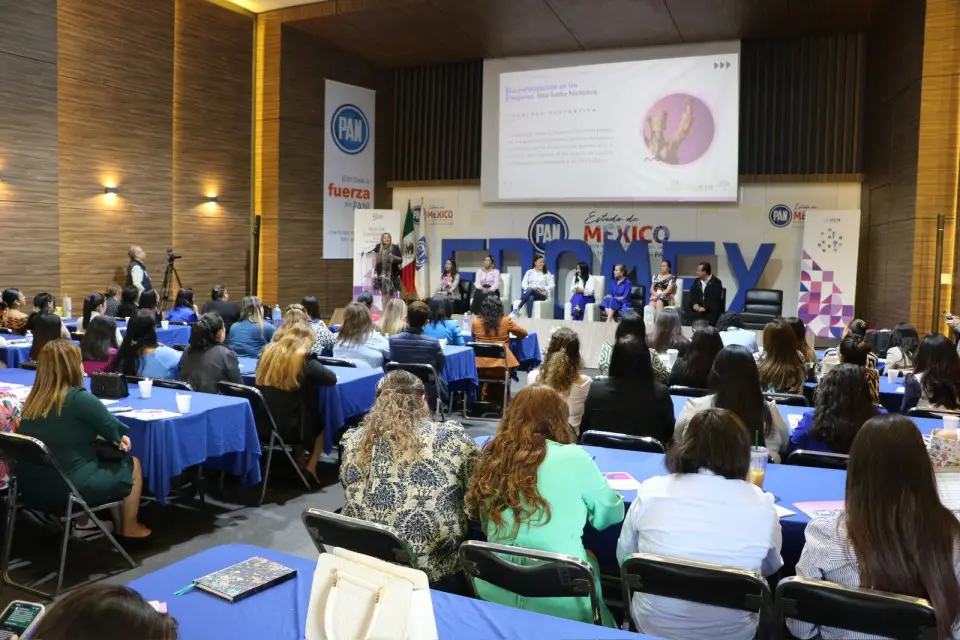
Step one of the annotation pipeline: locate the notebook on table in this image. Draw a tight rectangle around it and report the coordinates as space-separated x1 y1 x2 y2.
194 556 297 602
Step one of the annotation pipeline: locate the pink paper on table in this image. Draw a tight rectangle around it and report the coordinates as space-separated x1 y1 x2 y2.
602 472 642 491
787 414 803 431
793 500 845 519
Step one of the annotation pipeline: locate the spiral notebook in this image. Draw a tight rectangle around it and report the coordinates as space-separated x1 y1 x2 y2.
194 556 297 603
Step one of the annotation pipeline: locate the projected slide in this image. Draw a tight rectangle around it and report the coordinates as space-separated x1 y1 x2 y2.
497 53 739 202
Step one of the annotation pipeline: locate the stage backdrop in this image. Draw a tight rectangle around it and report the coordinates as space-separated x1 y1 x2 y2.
324 80 376 259
799 209 862 337
390 183 861 318
352 208 403 300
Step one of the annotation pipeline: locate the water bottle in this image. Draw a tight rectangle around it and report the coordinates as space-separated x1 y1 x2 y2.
25 330 32 343
272 304 282 324
461 312 471 335
63 296 72 319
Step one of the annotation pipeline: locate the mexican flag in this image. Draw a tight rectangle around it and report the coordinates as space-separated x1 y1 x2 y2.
400 200 417 295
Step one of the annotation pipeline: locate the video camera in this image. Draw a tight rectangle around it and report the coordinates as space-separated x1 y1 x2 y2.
167 248 183 262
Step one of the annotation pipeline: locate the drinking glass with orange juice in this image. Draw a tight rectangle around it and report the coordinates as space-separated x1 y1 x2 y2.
748 446 769 488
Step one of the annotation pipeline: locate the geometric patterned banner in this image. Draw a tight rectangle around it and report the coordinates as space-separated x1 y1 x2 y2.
798 209 861 338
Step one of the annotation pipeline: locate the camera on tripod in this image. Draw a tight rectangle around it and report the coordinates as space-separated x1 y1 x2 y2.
167 248 183 262
160 249 184 310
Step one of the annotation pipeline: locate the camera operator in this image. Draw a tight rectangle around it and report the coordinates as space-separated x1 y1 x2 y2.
125 246 151 295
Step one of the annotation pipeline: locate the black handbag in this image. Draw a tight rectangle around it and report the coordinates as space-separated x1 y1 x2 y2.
92 439 125 463
89 372 129 399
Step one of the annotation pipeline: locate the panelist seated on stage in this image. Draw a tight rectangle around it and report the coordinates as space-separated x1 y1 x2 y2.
423 297 464 346
598 263 632 323
568 261 597 321
179 313 242 394
434 258 460 300
111 311 181 380
514 255 555 319
388 301 448 407
333 302 391 369
166 288 199 324
470 255 501 314
685 261 724 326
202 285 240 334
228 296 276 358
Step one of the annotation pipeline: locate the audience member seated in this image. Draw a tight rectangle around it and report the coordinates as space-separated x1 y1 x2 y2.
165 288 198 323
178 313 242 394
333 302 390 369
0 389 22 489
388 301 448 407
377 298 406 337
676 345 790 462
0 288 29 333
112 312 181 379
836 318 878 368
356 290 381 322
651 307 690 357
27 292 70 339
18 340 149 537
470 295 528 409
434 258 460 300
276 303 311 338
80 315 120 374
202 285 240 334
758 319 806 394
228 296 276 358
514 254 555 318
340 370 479 593
583 335 674 445
838 334 881 404
784 316 816 364
648 259 678 315
568 261 597 321
598 263 633 323
790 414 960 639
686 261 724 326
465 386 624 626
528 328 591 434
424 297 464 346
302 295 335 354
618 408 782 639
32 584 179 640
257 325 336 484
117 285 140 319
77 292 124 345
902 333 960 413
715 311 758 353
137 289 163 325
471 254 501 314
597 309 669 382
28 313 66 363
669 326 724 389
789 364 884 456
884 322 919 371
103 283 122 318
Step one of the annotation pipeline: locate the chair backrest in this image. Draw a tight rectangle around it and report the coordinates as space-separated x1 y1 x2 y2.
581 430 665 453
776 576 938 640
218 381 281 438
629 285 647 308
467 341 507 363
0 327 12 334
743 289 783 315
315 356 357 368
786 449 849 470
167 321 191 326
0 432 84 503
69 331 85 341
459 540 602 626
621 553 773 635
763 392 808 407
458 278 474 301
150 378 192 391
19 362 37 371
669 385 710 398
301 508 417 567
386 361 438 384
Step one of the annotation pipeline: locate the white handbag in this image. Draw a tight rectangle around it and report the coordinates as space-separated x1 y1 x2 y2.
305 548 438 640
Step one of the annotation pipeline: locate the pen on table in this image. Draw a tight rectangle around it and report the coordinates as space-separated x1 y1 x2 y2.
173 583 195 596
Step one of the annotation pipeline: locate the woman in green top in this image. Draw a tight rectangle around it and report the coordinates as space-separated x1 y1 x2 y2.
18 340 150 538
466 386 625 626
596 309 669 382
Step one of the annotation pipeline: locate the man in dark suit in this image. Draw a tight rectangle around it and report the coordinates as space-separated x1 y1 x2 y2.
687 261 724 326
387 301 448 409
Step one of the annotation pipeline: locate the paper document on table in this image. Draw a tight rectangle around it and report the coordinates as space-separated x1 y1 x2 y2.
0 383 24 391
602 472 642 492
936 473 960 512
896 386 905 392
786 414 803 431
774 505 796 519
116 409 182 420
793 500 845 519
99 398 119 405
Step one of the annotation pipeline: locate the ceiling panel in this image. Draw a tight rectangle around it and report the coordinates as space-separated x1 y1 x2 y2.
545 0 680 49
664 0 792 42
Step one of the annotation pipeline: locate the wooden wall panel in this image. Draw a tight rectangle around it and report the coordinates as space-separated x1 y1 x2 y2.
173 0 254 302
0 0 60 296
255 15 282 304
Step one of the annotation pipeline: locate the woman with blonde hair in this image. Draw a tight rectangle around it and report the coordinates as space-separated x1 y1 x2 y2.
17 340 149 538
274 303 312 340
758 319 806 394
340 370 479 593
377 298 406 337
527 327 591 432
333 302 390 368
257 324 337 484
465 386 624 625
228 295 276 358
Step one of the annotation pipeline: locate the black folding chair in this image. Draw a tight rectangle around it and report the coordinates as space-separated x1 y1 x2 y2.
775 576 937 640
385 362 445 421
150 379 192 391
669 385 710 398
69 331 85 341
0 328 12 334
621 552 774 636
19 362 37 371
580 430 665 453
764 392 808 407
218 382 311 505
172 344 188 352
0 432 137 598
785 449 849 470
466 342 510 420
166 321 191 326
315 357 357 368
907 407 960 420
301 508 416 567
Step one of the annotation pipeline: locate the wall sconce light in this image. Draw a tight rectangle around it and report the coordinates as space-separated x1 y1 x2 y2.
104 186 119 195
206 195 219 204
0 174 4 182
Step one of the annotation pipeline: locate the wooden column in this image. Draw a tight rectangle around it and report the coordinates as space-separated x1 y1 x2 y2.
254 14 281 305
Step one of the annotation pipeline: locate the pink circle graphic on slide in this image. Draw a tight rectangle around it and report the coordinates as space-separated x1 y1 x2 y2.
642 93 716 165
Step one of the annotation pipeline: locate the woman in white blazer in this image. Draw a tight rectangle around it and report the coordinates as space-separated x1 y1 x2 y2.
569 262 596 321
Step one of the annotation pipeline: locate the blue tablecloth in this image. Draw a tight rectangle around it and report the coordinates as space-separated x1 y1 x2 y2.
127 544 653 640
0 369 260 505
0 338 32 368
64 319 129 332
442 345 479 399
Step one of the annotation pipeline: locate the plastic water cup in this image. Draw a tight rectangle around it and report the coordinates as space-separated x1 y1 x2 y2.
666 348 679 367
160 320 169 330
176 394 191 414
943 414 960 434
887 368 898 384
748 446 769 488
438 338 448 348
138 379 153 399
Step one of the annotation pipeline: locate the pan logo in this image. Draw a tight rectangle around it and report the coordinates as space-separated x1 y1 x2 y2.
330 104 369 155
769 204 792 228
528 212 568 253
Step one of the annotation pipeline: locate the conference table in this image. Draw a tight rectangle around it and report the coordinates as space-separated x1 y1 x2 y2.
0 368 260 504
0 325 193 369
127 543 653 640
803 375 905 412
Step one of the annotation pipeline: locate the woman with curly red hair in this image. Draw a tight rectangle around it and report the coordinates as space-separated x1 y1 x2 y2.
465 386 624 626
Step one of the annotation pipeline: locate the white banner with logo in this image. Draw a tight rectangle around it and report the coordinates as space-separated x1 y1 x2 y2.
324 79 376 259
352 208 403 300
798 209 861 338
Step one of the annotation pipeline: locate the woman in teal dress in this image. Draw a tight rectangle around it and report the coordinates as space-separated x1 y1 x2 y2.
17 340 150 538
466 386 625 626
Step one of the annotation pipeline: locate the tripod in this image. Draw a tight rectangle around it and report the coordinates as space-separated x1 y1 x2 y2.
159 259 183 311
